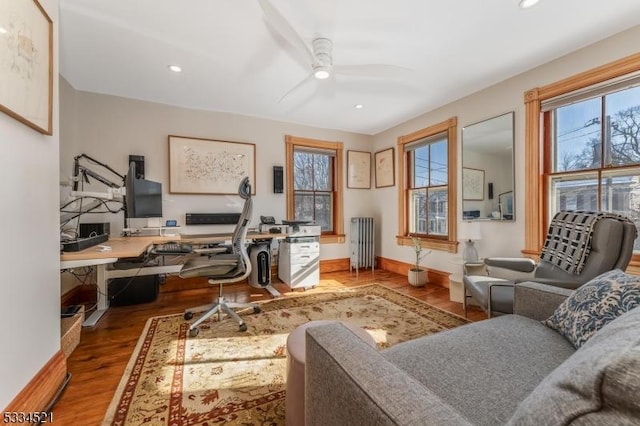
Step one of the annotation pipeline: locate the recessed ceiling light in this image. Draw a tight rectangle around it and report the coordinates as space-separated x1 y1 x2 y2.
519 0 540 9
168 65 182 73
0 26 7 34
354 104 364 109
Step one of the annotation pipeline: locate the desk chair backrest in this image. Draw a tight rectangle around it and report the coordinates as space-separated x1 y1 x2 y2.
229 177 253 277
535 217 637 289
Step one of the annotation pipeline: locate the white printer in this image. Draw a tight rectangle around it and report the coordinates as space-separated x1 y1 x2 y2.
278 223 321 289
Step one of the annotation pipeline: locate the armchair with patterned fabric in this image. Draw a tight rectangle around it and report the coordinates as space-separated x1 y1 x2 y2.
463 211 637 317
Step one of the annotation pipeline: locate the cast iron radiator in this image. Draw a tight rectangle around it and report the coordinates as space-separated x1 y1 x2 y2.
349 217 375 276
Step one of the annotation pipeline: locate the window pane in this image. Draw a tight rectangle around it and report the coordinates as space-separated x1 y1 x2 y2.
430 140 448 185
294 193 314 222
553 98 602 172
412 146 429 188
600 169 640 250
548 173 598 215
294 152 314 190
408 188 427 234
606 85 640 167
313 154 332 191
314 193 333 232
428 187 448 236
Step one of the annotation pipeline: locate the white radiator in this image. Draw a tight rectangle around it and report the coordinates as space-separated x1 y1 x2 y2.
350 217 375 275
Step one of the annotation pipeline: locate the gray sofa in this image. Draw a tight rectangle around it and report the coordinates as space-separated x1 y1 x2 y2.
304 282 640 425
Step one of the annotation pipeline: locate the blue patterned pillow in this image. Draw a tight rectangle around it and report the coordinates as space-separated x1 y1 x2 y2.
544 269 640 348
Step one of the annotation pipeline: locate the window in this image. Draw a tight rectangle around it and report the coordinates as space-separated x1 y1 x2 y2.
524 54 640 267
285 135 344 243
397 118 458 252
545 83 640 248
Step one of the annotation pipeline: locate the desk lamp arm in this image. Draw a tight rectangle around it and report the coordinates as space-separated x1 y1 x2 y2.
72 153 125 192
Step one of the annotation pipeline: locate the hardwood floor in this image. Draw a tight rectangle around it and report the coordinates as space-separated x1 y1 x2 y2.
52 269 486 425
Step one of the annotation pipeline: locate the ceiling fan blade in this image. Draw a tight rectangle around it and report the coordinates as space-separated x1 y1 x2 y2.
333 64 414 79
277 72 316 104
258 0 314 65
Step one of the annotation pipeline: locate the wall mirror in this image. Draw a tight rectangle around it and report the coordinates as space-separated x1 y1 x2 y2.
462 111 515 221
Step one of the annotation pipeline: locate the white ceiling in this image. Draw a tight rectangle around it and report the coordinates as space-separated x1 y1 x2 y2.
59 0 640 135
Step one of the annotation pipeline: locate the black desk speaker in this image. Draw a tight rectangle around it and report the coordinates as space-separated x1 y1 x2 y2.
273 166 283 193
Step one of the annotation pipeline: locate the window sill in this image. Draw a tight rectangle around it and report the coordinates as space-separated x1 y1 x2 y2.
397 236 458 253
320 234 345 244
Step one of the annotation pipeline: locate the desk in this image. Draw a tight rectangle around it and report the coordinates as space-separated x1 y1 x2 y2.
60 233 283 327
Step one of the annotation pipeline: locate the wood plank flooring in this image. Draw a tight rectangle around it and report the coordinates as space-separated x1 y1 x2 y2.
52 269 486 425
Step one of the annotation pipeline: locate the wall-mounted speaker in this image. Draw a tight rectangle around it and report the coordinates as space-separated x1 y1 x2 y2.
488 182 494 199
273 166 283 193
129 155 145 179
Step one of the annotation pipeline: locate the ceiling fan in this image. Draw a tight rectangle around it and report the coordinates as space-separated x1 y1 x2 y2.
258 0 411 103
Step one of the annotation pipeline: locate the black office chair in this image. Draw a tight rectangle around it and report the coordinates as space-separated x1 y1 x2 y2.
179 177 260 336
463 210 637 317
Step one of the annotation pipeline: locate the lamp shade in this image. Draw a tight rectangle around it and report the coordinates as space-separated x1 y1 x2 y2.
460 221 482 241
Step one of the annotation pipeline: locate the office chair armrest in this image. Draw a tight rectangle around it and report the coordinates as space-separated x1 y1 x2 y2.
484 257 536 273
193 247 228 255
513 281 573 321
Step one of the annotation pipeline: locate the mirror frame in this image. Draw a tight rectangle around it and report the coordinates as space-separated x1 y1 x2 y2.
461 111 515 221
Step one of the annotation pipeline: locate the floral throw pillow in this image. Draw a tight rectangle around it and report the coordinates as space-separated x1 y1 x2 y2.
544 269 640 348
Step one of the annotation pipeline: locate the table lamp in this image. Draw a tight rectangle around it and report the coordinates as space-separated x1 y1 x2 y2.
460 221 482 263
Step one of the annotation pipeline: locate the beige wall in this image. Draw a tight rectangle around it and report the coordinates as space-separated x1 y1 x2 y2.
60 25 640 282
0 0 60 410
59 84 374 260
372 25 640 276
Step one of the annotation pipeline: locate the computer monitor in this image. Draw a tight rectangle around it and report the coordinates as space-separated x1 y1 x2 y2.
125 162 163 218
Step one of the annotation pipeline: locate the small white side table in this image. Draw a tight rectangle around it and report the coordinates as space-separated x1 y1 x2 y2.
449 276 464 303
449 259 485 303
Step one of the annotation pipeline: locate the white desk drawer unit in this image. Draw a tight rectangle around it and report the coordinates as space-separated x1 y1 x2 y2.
278 226 321 289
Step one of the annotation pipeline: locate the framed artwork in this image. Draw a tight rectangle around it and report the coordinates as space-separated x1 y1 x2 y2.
462 167 484 200
347 150 371 189
374 147 395 188
0 0 53 135
168 135 256 194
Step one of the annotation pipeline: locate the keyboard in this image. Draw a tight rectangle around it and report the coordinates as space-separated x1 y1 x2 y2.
154 242 193 254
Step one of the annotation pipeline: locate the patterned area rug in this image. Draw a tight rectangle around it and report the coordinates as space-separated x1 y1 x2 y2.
103 284 469 425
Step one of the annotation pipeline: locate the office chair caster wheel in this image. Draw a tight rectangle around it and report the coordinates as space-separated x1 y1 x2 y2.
239 323 247 332
253 306 261 314
189 327 199 337
184 311 193 320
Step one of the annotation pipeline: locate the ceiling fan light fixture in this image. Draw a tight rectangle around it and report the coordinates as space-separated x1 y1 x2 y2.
313 66 331 80
519 0 540 9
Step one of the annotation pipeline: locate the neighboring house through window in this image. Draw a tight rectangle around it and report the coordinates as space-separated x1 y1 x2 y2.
285 135 345 244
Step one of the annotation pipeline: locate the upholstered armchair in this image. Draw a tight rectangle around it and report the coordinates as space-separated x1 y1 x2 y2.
463 211 637 317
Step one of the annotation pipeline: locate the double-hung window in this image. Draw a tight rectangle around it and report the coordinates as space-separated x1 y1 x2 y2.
524 55 640 263
406 133 449 236
543 77 640 248
397 118 458 252
285 135 344 243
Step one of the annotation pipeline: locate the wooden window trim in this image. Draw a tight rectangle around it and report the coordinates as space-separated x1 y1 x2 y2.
523 52 640 270
396 117 458 253
285 135 345 244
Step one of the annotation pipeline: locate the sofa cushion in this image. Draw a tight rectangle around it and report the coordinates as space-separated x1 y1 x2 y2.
544 269 640 348
507 306 640 425
382 315 575 426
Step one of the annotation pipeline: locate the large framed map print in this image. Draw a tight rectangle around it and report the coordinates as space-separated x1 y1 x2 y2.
168 135 256 194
